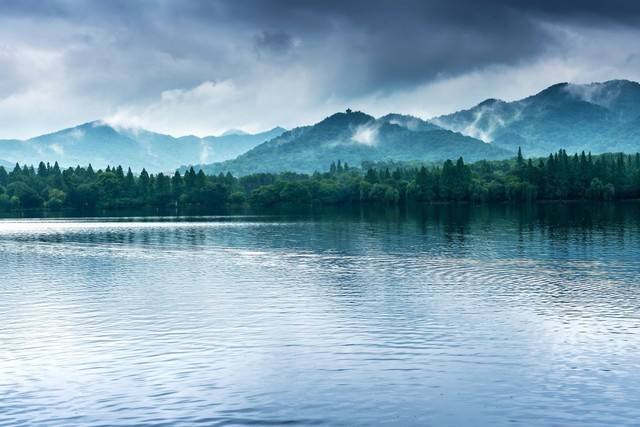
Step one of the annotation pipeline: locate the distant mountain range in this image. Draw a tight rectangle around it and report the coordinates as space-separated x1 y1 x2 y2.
433 79 640 156
192 111 511 175
2 79 640 175
193 79 640 175
0 123 285 172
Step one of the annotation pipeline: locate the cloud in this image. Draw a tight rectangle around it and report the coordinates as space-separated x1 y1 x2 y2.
102 69 331 137
198 141 211 164
1 1 640 139
351 123 379 146
69 128 85 139
49 143 64 155
562 79 638 110
253 30 297 55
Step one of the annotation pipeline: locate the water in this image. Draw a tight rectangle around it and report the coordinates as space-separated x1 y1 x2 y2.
1 204 639 426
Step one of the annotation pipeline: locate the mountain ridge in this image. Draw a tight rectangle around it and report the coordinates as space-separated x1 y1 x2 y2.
432 79 640 156
190 110 511 175
0 124 286 172
2 79 640 174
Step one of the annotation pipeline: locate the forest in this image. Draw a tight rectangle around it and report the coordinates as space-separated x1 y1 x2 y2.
1 149 639 212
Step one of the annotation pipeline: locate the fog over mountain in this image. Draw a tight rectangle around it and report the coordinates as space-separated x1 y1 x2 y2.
4 79 640 174
192 110 511 175
0 124 285 172
433 79 640 156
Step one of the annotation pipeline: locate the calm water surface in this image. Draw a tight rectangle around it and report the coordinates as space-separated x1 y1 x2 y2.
1 204 639 426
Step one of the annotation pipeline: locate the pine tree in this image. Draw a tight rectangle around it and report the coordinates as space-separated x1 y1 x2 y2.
330 162 337 174
517 147 524 166
139 169 150 196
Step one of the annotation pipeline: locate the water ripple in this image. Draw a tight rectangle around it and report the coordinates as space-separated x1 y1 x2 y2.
1 207 640 426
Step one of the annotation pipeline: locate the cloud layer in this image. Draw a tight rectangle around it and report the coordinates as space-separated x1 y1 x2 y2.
1 0 640 138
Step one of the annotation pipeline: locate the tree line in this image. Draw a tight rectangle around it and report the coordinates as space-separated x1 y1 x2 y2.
1 149 639 211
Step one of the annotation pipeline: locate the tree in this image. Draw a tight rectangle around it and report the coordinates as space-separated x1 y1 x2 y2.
250 185 280 206
138 169 150 197
198 182 228 207
171 171 183 200
6 182 42 209
0 148 639 212
517 146 524 167
67 184 98 209
364 168 379 184
0 167 8 187
279 182 311 205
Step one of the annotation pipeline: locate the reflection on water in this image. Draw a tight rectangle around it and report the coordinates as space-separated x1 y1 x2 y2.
1 203 639 426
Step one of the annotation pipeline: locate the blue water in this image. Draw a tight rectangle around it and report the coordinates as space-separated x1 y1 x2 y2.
1 204 639 426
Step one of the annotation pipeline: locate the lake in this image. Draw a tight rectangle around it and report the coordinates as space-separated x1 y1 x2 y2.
1 203 639 426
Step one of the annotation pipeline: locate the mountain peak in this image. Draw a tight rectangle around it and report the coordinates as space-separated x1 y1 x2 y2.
477 98 504 107
221 129 249 136
533 82 570 99
432 79 640 157
3 121 286 172
29 120 120 141
593 79 638 88
317 110 375 128
531 80 640 104
378 113 441 132
379 113 419 121
193 108 510 176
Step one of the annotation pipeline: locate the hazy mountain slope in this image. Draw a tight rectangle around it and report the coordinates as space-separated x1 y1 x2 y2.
29 122 144 168
377 113 442 132
432 80 640 156
0 123 286 171
4 79 637 173
200 127 286 162
0 140 29 168
194 110 511 175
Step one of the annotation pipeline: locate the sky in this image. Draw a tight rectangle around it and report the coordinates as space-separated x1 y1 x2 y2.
2 0 640 139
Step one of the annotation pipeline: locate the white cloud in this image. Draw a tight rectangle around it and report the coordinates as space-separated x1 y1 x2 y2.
351 123 380 146
101 67 337 137
49 143 64 155
198 141 211 164
68 128 85 139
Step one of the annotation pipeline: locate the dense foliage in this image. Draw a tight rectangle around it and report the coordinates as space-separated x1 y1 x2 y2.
1 149 639 211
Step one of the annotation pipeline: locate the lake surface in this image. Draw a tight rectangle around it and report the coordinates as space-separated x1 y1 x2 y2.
1 204 640 426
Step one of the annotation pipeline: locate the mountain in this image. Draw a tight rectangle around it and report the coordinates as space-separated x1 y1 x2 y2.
4 79 635 174
0 123 285 172
192 110 512 175
200 128 286 161
377 113 442 132
220 129 249 136
432 79 640 156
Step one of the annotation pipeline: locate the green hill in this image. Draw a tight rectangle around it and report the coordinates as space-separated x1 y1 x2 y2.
193 110 511 175
433 80 640 156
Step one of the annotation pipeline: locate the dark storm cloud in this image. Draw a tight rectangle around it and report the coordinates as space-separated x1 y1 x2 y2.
2 0 640 96
194 0 640 93
503 0 640 25
253 31 296 55
1 0 640 138
5 0 640 93
186 0 551 94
